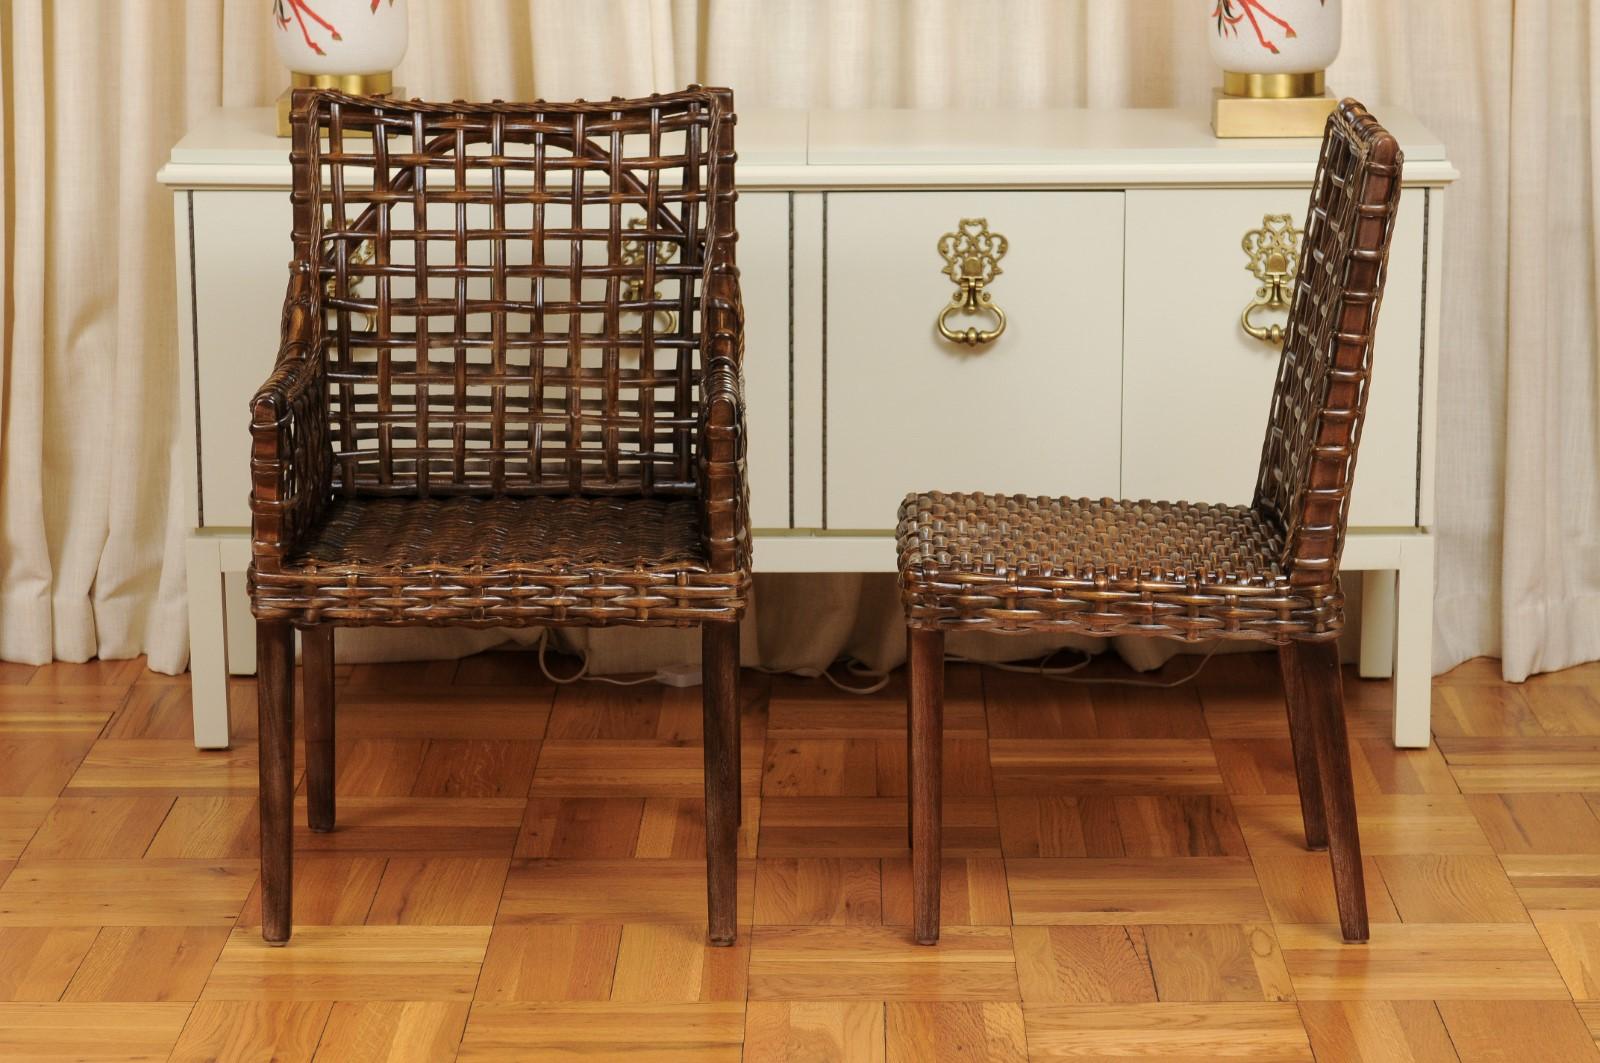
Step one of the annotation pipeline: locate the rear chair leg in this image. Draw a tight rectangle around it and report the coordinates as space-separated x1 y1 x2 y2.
1278 643 1328 850
1296 640 1369 942
908 627 945 946
257 620 296 945
702 622 740 946
303 625 336 833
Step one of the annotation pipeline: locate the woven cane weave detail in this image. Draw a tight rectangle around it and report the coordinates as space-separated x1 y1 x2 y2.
897 492 1331 642
252 496 742 627
898 101 1402 645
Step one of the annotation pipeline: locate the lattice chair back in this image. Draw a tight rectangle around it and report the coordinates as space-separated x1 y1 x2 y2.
1252 99 1404 592
288 88 738 501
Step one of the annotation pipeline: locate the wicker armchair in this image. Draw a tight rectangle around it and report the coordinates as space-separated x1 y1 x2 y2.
897 100 1403 946
248 88 748 946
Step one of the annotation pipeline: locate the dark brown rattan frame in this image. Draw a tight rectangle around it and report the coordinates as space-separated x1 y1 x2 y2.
898 100 1405 948
246 87 748 948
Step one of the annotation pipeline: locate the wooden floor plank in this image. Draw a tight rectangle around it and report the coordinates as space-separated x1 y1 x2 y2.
499 858 755 925
747 926 1019 1002
1235 794 1494 856
169 1000 331 1063
457 1002 745 1062
753 857 883 925
609 922 750 1002
1467 792 1600 854
1007 858 1270 925
881 857 1012 928
20 796 175 860
0 1001 191 1061
364 856 510 925
885 1001 1028 1063
1297 1000 1460 1062
0 927 99 1002
1013 925 1157 1004
1436 1000 1600 1061
64 739 268 793
202 925 491 1001
758 796 1000 858
745 1001 886 1063
990 739 1224 795
0 860 256 926
312 1001 472 1062
61 925 229 1002
475 924 621 1002
1142 924 1294 1002
1276 923 1569 1000
1021 1002 1314 1061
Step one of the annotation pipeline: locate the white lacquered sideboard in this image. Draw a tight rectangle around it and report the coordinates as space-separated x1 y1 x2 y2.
158 105 1456 750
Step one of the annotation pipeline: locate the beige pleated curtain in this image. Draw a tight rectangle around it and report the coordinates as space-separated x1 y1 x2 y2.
1 0 1595 683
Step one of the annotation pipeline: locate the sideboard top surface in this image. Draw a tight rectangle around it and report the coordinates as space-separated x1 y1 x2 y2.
160 104 1456 190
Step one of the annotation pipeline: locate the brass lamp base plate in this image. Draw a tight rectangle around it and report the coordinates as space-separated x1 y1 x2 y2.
1211 89 1337 139
276 79 404 138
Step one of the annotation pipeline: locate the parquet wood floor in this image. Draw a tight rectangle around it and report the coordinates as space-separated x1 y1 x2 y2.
0 651 1596 1060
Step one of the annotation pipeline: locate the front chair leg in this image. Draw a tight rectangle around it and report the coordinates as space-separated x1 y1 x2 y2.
1296 640 1369 942
303 625 336 833
908 627 945 946
1278 643 1328 850
702 621 740 946
257 620 296 945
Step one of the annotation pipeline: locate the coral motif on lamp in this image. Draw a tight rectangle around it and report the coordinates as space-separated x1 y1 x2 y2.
1208 0 1342 138
272 0 408 136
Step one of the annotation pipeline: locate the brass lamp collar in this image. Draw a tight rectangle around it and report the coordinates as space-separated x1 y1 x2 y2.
1223 70 1325 99
290 71 395 95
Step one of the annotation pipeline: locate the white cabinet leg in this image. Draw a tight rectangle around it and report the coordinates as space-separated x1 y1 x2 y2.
186 535 233 750
224 570 257 675
1391 535 1435 748
1359 569 1397 679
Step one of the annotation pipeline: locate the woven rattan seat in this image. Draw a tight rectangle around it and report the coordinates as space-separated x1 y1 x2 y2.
246 88 748 950
898 492 1332 641
898 100 1405 950
252 496 743 627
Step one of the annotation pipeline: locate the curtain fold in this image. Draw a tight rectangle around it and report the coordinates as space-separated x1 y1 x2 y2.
1 0 1595 683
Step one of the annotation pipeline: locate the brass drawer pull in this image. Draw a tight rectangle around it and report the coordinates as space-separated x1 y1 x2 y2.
1240 214 1303 345
937 218 1008 347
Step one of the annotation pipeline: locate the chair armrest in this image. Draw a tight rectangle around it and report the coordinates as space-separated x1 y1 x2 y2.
697 263 750 573
249 264 331 575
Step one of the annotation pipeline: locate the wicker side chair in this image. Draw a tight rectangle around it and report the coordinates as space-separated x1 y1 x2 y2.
897 100 1404 946
248 88 748 946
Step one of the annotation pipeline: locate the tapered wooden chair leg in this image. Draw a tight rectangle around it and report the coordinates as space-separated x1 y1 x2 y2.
1297 640 1369 942
1277 643 1328 850
702 622 740 947
908 627 944 946
906 629 916 849
303 625 336 834
257 620 296 945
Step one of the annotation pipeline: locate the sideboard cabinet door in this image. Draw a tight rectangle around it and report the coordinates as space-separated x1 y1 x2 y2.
1120 188 1426 527
822 191 1125 530
737 192 791 530
192 190 295 529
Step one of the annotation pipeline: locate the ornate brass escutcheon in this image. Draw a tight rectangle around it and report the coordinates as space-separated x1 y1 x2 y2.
621 218 677 337
1240 214 1303 345
936 218 1008 347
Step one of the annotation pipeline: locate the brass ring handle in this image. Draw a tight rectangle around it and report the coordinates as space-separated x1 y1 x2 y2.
1239 213 1303 346
937 288 1007 346
936 218 1008 349
1241 290 1287 345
